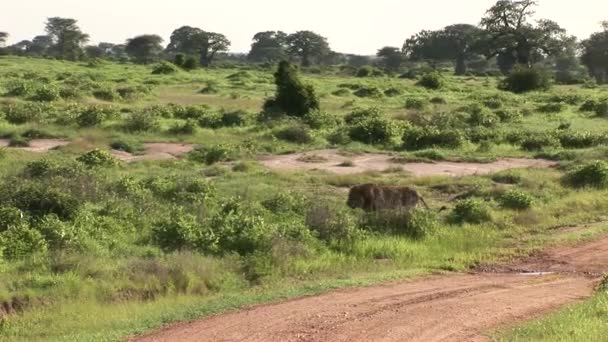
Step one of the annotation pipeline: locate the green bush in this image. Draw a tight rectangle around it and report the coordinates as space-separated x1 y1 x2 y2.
110 139 144 153
403 126 465 150
92 86 119 101
220 110 249 127
565 161 608 188
3 102 53 124
124 111 161 132
594 100 608 117
384 87 402 97
274 125 313 144
356 66 384 78
263 61 319 117
188 145 231 165
8 183 80 220
77 149 118 168
199 81 220 94
362 209 439 240
520 134 560 151
499 190 533 210
0 225 48 260
182 57 198 71
495 109 522 123
76 106 117 127
151 61 180 75
558 131 607 149
174 53 186 67
303 110 337 129
348 116 397 145
262 192 308 215
0 207 26 232
450 198 492 224
579 99 599 112
326 127 352 145
537 102 564 114
31 85 60 102
332 88 350 97
405 98 428 110
117 85 150 100
168 119 198 135
305 204 360 244
500 66 551 93
353 86 383 98
491 171 522 184
8 135 30 147
5 79 34 97
152 210 207 252
416 72 444 90
467 104 499 127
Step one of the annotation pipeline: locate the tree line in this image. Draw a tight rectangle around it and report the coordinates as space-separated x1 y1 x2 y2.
0 1 607 83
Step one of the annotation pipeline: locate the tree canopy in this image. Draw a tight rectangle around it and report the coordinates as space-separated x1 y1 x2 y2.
286 31 330 67
45 17 89 60
376 46 403 72
125 35 164 64
479 0 568 72
248 31 288 63
581 22 608 83
166 26 230 67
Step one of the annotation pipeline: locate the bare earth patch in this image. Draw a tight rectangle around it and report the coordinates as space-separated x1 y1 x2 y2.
111 143 196 162
0 139 70 152
259 149 557 177
133 231 608 342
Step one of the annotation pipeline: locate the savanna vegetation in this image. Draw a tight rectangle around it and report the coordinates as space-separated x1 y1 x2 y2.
0 0 608 340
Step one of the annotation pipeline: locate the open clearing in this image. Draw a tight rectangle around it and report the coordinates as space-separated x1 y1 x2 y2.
134 232 608 342
259 149 558 177
0 139 70 152
111 143 196 162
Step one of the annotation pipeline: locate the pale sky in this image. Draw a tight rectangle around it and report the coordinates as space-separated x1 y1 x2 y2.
1 0 607 54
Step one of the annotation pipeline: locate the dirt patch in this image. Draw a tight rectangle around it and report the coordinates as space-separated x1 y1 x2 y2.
133 233 608 342
112 143 196 162
259 150 557 177
0 139 70 153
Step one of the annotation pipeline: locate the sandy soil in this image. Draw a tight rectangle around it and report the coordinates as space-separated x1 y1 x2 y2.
0 139 70 152
134 234 608 342
111 143 196 162
259 150 557 177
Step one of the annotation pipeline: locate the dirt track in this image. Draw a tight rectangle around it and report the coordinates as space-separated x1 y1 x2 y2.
134 233 608 342
260 150 557 177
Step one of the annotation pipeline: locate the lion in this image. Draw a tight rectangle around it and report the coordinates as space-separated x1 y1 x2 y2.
347 183 430 212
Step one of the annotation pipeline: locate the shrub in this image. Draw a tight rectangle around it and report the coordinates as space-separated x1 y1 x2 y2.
175 105 211 121
579 99 599 112
384 87 402 97
520 134 560 151
274 125 313 144
348 116 397 145
9 183 80 220
262 192 308 215
0 225 48 260
356 66 384 77
332 88 350 97
449 198 492 224
0 207 25 232
537 102 564 114
344 107 382 124
430 96 447 104
399 70 418 79
594 100 608 117
76 106 117 127
151 61 180 75
182 57 198 71
565 161 608 188
495 109 522 123
499 190 533 210
3 102 52 124
31 85 60 102
491 172 522 185
483 98 503 109
199 81 220 94
152 210 205 252
305 204 360 243
353 86 383 98
327 127 352 145
361 209 439 240
174 53 186 67
500 66 551 93
117 85 150 100
188 145 231 165
34 214 75 249
557 131 607 149
168 119 198 135
59 86 83 100
124 111 161 132
92 86 119 101
263 61 319 117
77 149 118 168
303 110 337 129
416 72 444 89
220 110 248 127
467 104 499 127
405 98 428 110
8 135 30 147
5 79 34 97
110 139 144 153
402 126 465 150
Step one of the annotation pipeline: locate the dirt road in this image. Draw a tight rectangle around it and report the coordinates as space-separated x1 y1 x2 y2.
134 235 608 342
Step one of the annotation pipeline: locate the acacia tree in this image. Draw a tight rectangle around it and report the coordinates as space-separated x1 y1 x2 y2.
28 35 53 56
45 17 89 60
166 26 230 67
247 31 288 62
404 24 483 75
125 35 164 64
479 0 568 73
376 46 404 72
581 22 608 83
264 61 319 117
286 31 330 67
0 32 8 47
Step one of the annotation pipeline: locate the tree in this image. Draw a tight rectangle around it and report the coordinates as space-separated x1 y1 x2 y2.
479 0 569 73
85 45 105 59
248 31 287 62
45 17 89 60
376 46 404 72
581 22 608 83
0 32 8 47
28 35 53 56
286 31 330 67
264 61 320 117
166 26 230 67
125 35 164 64
404 24 483 75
